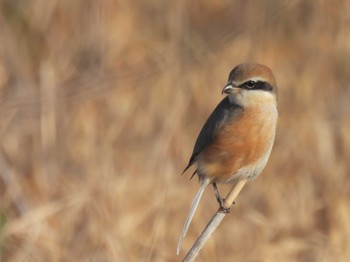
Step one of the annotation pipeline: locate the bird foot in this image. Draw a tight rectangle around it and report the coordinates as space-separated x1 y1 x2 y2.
218 199 235 213
213 182 235 213
219 205 231 213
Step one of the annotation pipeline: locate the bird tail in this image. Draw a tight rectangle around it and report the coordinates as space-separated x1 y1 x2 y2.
177 177 211 255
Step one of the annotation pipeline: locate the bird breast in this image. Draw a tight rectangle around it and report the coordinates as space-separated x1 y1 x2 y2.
197 104 277 183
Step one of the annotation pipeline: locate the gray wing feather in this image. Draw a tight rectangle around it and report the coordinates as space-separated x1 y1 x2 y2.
183 97 243 173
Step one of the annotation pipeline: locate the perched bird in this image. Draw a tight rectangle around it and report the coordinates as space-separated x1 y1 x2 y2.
177 63 278 254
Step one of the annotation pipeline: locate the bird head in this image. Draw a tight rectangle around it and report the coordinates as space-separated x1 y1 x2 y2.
222 63 278 107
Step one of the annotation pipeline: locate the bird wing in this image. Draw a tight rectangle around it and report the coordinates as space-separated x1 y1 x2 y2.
183 97 243 173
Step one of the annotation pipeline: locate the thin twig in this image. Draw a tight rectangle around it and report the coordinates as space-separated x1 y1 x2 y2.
182 179 248 262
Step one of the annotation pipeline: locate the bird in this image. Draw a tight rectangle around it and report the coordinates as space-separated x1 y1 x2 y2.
177 63 278 255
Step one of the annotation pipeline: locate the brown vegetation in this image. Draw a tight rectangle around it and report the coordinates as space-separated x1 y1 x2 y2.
1 0 350 261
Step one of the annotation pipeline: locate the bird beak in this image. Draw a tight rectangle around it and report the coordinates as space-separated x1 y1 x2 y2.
222 83 234 95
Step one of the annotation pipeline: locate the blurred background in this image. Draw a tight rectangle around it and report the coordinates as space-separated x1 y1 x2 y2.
1 0 350 261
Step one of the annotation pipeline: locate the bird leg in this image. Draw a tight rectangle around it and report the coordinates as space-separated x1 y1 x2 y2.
212 182 231 213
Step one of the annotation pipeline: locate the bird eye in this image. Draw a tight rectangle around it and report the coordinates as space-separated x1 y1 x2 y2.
245 81 256 89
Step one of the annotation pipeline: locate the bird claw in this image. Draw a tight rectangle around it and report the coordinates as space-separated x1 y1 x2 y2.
218 199 235 213
219 206 231 213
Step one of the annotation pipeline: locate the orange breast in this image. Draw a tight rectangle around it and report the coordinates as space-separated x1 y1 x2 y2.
197 106 277 182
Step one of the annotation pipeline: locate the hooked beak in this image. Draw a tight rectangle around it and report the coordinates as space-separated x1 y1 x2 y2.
222 83 234 95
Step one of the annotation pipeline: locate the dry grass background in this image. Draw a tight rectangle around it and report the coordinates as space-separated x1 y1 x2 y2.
0 0 350 261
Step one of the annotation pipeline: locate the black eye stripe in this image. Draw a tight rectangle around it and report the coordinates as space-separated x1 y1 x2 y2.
240 81 273 91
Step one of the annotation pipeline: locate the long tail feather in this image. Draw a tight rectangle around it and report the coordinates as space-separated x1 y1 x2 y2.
177 177 211 255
